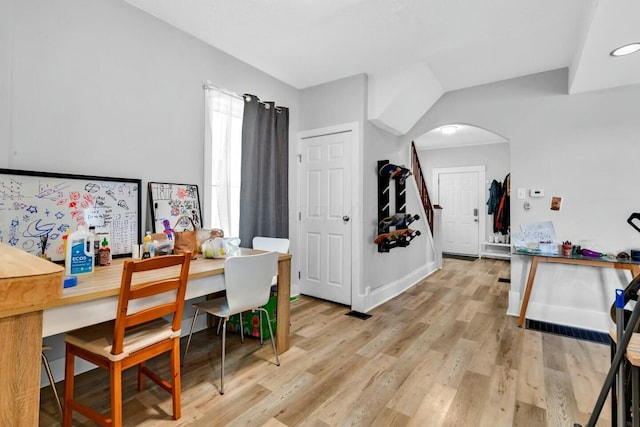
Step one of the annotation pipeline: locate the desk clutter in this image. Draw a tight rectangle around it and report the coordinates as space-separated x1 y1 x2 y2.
2 172 254 282
512 220 640 262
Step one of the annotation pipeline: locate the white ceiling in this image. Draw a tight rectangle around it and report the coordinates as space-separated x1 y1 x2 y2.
122 0 640 140
122 0 640 92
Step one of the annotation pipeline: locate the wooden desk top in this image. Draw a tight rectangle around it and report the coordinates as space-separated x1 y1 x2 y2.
0 243 64 316
1 248 291 318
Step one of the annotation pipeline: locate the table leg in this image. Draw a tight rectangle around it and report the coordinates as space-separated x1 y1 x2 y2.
518 256 539 327
275 257 291 354
0 311 43 426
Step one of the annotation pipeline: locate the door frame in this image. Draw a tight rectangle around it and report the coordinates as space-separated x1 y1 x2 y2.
432 165 486 255
296 122 362 310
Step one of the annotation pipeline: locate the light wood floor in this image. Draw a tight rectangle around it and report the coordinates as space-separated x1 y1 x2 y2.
39 258 612 426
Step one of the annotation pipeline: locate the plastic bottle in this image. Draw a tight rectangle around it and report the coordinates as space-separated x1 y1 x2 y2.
99 237 111 266
62 228 69 266
89 226 99 267
65 226 95 276
142 232 152 259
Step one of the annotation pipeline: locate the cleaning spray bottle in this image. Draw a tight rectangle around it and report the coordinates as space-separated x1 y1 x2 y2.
65 225 95 276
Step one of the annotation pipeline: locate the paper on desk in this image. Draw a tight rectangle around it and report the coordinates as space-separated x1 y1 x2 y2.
512 221 557 253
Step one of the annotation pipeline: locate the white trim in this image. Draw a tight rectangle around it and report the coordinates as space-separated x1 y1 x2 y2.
362 262 438 312
296 122 362 310
432 165 486 255
202 95 212 228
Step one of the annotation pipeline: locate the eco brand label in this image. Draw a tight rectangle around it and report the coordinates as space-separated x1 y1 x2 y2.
70 238 93 274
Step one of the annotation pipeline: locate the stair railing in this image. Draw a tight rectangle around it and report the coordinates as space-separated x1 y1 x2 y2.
411 141 435 234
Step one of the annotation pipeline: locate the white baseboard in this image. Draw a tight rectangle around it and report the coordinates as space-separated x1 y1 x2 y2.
359 261 438 313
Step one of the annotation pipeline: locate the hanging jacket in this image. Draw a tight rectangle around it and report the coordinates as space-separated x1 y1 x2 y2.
495 173 510 234
487 179 501 215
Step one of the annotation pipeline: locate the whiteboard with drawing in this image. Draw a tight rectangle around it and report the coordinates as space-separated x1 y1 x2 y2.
148 182 202 233
0 168 141 261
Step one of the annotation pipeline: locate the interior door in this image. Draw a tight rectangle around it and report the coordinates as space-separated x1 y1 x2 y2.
299 131 352 305
439 171 479 256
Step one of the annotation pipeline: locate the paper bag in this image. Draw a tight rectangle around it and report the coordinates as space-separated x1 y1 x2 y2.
173 216 199 259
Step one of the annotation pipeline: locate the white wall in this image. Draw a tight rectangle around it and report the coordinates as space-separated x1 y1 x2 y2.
419 142 510 240
404 68 640 332
0 0 11 157
2 0 299 385
2 0 299 232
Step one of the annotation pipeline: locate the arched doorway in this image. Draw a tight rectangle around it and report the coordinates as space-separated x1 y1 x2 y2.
415 124 510 258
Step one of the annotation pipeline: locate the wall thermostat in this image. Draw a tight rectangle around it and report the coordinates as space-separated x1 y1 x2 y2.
530 188 544 198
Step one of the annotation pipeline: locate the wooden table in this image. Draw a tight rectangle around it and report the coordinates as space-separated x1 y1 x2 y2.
517 252 640 327
0 243 64 426
36 248 292 354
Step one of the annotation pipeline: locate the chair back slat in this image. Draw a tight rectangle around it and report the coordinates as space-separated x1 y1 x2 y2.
125 303 177 328
224 252 279 314
112 253 191 356
129 278 182 300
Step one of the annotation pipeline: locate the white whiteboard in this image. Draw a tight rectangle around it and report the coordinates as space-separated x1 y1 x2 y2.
148 182 202 233
0 169 141 261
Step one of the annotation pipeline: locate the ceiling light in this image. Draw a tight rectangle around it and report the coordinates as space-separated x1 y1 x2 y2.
441 125 458 135
610 42 640 57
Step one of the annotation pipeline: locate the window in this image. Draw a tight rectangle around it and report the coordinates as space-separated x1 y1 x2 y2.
203 86 243 237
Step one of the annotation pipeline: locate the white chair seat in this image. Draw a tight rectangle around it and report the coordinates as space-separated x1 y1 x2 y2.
65 318 179 362
191 297 231 318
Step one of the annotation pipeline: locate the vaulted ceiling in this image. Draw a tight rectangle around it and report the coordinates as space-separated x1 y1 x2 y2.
122 0 640 135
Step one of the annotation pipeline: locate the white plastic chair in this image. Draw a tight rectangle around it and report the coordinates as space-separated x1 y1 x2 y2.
252 236 290 254
253 236 289 287
183 251 280 394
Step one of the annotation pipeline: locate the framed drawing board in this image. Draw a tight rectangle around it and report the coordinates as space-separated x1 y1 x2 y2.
148 182 202 233
0 168 141 262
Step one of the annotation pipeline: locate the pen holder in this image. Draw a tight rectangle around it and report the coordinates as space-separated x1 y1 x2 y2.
562 244 572 256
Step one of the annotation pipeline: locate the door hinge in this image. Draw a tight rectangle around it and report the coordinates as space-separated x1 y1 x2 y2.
298 212 301 221
298 271 301 280
297 154 302 163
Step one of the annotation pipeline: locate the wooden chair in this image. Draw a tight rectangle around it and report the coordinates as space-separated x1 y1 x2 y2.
62 253 191 427
183 251 280 394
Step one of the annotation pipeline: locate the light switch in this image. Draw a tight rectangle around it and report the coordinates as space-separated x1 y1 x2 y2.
517 188 526 200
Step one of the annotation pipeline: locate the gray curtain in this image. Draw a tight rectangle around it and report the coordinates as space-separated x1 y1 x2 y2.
239 94 289 246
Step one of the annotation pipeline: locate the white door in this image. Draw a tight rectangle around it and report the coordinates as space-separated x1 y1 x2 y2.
438 171 479 256
299 131 352 305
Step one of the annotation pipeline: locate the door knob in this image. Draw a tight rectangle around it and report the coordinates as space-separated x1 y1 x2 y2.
342 215 350 222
